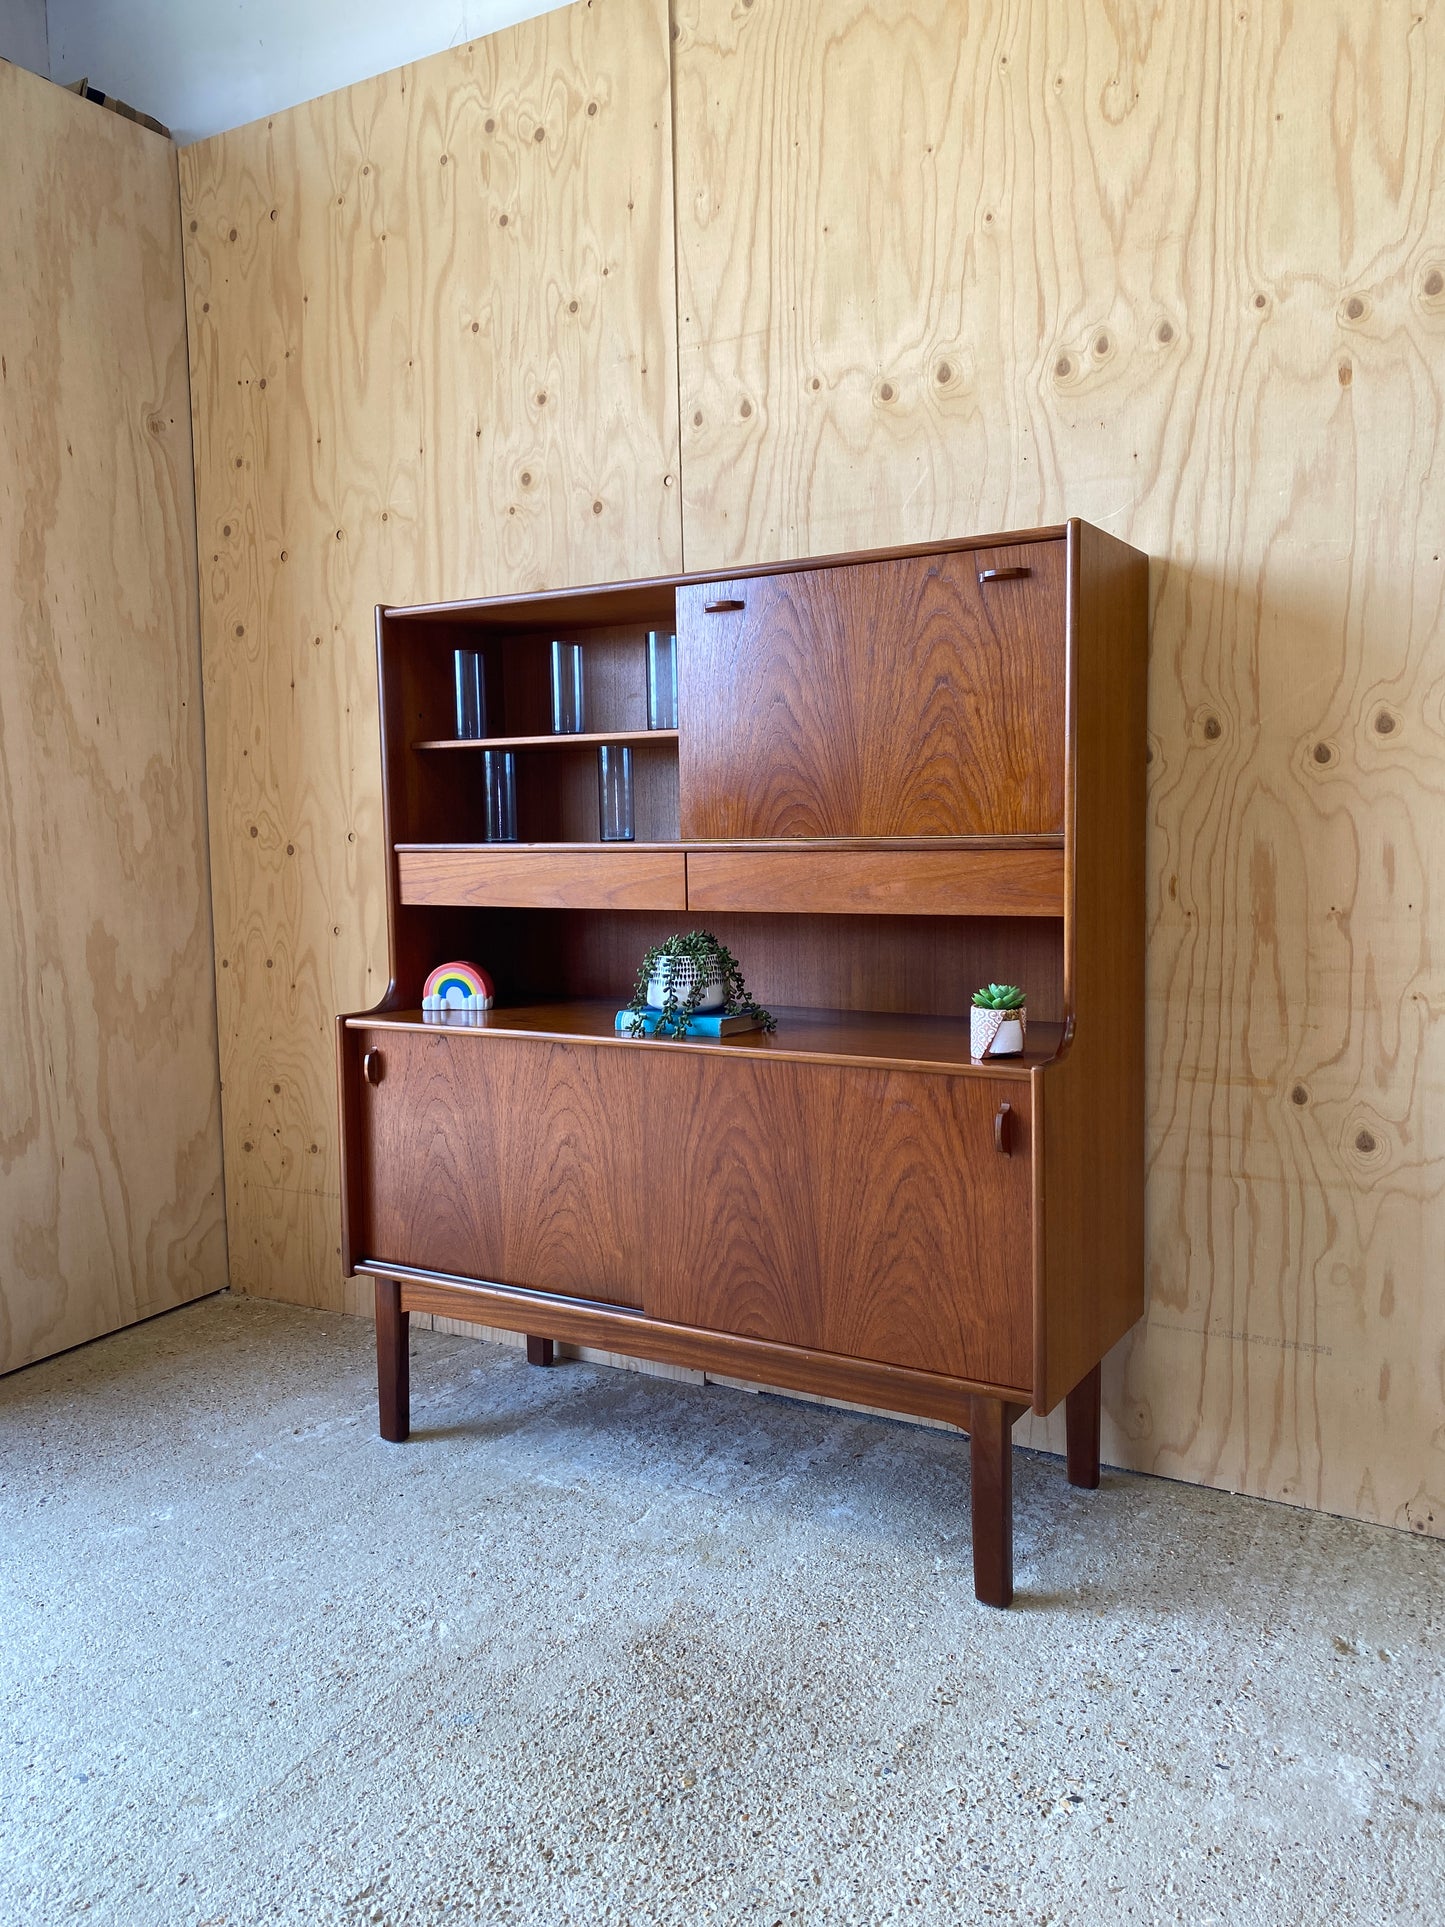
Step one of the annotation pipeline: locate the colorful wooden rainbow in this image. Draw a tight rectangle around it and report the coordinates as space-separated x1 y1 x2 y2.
422 960 494 1024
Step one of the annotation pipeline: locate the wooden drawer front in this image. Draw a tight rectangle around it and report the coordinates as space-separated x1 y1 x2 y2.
677 542 1065 839
353 1029 646 1307
397 846 687 910
640 1054 1033 1391
686 848 1064 917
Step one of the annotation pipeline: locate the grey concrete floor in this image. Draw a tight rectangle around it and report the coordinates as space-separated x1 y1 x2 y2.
1 1295 1442 1927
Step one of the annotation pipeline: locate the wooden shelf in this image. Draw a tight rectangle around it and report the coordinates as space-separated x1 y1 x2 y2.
414 730 678 751
347 1000 1063 1078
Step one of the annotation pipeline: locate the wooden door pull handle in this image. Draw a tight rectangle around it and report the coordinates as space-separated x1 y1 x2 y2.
703 597 745 613
977 566 1031 583
994 1101 1012 1154
363 1049 385 1086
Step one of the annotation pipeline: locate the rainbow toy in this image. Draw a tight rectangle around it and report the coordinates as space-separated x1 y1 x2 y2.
422 960 495 1025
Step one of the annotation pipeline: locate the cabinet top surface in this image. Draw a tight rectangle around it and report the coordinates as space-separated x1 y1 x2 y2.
346 1000 1062 1079
381 523 1088 627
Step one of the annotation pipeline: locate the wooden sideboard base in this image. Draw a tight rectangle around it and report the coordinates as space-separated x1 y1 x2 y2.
363 1261 1027 1422
366 1265 1101 1607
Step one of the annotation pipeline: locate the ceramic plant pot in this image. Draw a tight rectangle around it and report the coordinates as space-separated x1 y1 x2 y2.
647 956 726 1013
971 1004 1027 1060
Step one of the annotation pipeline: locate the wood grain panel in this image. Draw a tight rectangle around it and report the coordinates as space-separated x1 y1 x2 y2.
673 0 1445 1534
180 0 681 1306
0 64 226 1373
641 1054 1033 1387
686 847 1064 917
351 1029 1032 1388
677 545 1065 836
1034 523 1149 1410
398 846 687 909
354 1028 648 1307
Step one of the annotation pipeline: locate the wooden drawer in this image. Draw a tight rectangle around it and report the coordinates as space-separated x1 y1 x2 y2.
686 847 1064 917
349 1025 1034 1391
677 541 1065 838
397 845 687 909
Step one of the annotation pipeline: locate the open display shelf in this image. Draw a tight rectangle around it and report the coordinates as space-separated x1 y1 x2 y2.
337 520 1148 1605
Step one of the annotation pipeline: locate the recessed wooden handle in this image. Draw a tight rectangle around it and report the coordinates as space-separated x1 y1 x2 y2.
703 597 746 613
994 1101 1012 1154
363 1049 384 1086
977 566 1031 584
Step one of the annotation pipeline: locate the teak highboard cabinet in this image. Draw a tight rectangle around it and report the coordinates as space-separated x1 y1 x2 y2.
337 520 1148 1606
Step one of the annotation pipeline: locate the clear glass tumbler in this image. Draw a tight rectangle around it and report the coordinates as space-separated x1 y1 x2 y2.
597 744 634 841
550 640 585 733
454 647 487 738
646 630 678 730
482 749 518 842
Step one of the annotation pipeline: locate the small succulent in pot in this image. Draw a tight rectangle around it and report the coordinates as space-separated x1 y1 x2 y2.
625 930 777 1040
971 982 1027 1059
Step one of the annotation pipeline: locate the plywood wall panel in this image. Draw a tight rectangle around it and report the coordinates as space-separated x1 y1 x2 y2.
0 63 227 1373
673 0 1445 1535
180 0 681 1307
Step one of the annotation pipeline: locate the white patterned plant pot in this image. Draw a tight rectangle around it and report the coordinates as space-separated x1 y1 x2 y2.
647 957 726 1013
970 1005 1027 1060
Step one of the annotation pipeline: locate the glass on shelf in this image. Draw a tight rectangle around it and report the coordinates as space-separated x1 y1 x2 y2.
550 639 585 733
454 647 487 739
646 630 678 730
482 749 518 842
597 744 635 841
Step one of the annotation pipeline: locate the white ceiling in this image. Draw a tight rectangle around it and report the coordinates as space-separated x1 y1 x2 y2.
34 0 569 144
0 0 49 78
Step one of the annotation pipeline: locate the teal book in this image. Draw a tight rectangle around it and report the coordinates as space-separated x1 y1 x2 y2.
615 1008 765 1038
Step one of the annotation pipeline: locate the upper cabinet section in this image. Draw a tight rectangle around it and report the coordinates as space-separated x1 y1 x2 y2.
676 540 1066 840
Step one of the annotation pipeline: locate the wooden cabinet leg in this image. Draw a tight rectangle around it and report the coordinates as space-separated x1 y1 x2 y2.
1065 1363 1102 1489
375 1276 410 1443
525 1335 555 1368
968 1397 1025 1607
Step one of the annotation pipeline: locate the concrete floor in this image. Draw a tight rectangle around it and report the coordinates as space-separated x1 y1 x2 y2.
1 1296 1441 1927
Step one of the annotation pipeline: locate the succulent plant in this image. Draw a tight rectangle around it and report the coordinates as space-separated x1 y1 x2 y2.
971 982 1026 1011
624 930 777 1039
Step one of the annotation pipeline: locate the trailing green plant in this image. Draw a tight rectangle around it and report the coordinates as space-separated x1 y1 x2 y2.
971 982 1026 1011
624 930 777 1039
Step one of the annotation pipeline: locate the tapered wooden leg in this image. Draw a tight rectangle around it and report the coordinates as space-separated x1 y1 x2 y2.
969 1397 1026 1607
1065 1363 1101 1489
375 1276 410 1443
525 1335 555 1368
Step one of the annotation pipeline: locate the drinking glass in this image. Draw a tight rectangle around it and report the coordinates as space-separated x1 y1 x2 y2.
453 647 487 738
482 749 518 841
597 744 634 841
646 630 678 730
550 640 585 733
